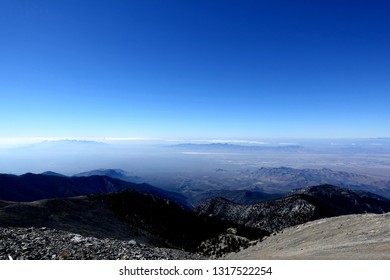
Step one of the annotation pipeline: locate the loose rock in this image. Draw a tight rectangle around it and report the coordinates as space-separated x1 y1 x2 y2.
0 227 203 260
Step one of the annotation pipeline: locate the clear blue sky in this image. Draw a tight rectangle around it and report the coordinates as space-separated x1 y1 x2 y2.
1 0 389 140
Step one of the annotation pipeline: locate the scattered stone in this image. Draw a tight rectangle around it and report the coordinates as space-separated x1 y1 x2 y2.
0 227 203 260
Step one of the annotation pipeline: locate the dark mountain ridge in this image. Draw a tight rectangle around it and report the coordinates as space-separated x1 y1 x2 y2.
195 184 390 233
289 185 390 215
41 171 67 177
0 173 188 207
73 169 143 183
185 189 284 207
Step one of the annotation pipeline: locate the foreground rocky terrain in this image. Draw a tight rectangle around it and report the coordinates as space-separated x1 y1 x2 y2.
0 190 267 257
0 227 202 260
2 178 390 260
225 213 390 259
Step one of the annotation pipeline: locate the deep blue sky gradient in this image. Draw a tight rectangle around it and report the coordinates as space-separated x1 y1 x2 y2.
1 0 389 139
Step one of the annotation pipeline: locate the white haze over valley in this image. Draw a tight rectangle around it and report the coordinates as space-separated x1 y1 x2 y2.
1 138 390 180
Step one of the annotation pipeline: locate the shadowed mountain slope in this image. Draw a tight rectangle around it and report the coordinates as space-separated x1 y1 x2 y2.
0 173 188 207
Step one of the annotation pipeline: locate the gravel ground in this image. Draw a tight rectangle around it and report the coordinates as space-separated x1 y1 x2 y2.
224 213 390 260
0 227 203 260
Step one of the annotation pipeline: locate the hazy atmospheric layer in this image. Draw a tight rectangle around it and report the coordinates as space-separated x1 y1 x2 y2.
1 139 389 189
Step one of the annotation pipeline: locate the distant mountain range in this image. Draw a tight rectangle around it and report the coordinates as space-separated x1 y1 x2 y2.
41 168 143 183
73 169 143 183
171 143 303 152
15 139 107 152
239 167 390 198
167 166 390 206
41 171 67 177
171 140 390 154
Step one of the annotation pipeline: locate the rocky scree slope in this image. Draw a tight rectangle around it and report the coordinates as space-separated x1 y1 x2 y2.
0 227 201 260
